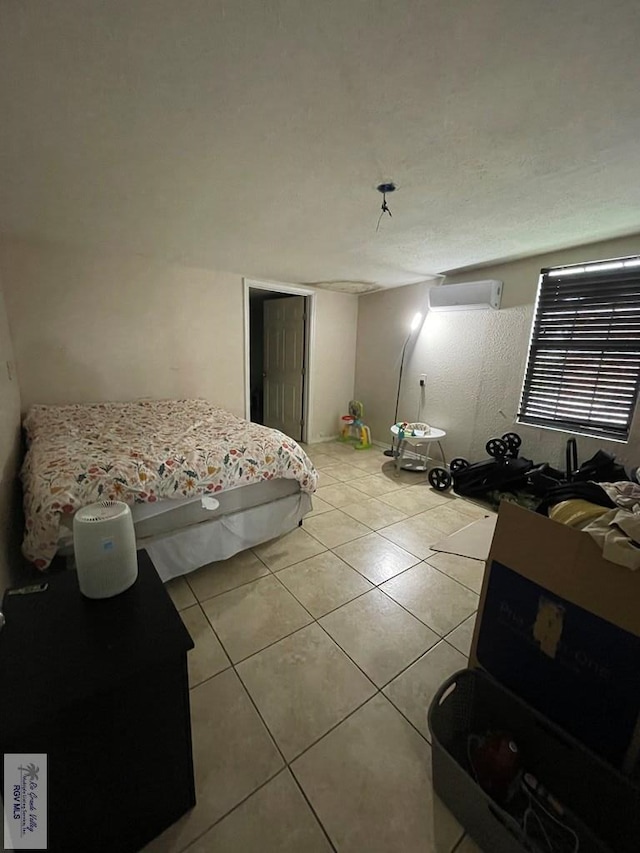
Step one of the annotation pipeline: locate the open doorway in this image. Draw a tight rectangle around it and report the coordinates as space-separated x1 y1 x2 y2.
245 282 312 442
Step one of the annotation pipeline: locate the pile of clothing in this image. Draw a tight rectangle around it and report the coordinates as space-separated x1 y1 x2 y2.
538 479 640 571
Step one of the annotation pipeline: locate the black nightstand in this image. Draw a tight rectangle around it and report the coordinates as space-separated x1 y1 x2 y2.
0 550 195 852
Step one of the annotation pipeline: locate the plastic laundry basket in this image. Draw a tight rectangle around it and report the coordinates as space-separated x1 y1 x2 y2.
428 669 640 853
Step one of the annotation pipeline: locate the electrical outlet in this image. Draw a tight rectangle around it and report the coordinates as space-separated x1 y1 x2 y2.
419 373 427 387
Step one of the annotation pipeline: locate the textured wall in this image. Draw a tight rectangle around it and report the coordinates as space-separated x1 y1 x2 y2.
356 233 640 470
0 271 22 594
0 237 357 444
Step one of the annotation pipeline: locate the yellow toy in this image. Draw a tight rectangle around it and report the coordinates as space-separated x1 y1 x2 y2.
339 401 372 450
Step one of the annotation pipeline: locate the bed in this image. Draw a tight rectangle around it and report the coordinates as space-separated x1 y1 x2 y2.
21 398 318 581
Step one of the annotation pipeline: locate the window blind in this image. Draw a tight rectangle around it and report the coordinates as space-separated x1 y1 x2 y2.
517 258 640 441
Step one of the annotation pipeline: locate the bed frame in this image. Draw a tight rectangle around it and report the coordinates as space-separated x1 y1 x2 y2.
58 479 312 582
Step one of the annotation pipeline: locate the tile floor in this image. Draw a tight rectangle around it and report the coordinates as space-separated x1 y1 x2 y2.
148 441 494 853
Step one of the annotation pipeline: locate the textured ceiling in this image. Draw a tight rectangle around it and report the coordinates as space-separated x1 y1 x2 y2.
1 0 640 288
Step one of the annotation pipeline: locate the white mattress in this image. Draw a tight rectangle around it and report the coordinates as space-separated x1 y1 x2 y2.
131 478 300 540
58 478 301 550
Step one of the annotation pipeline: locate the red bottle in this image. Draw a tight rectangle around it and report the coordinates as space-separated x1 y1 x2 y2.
470 731 521 804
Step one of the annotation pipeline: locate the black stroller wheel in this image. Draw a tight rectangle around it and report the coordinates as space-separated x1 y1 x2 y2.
450 457 470 473
486 437 508 458
502 432 522 449
501 432 522 457
429 467 452 491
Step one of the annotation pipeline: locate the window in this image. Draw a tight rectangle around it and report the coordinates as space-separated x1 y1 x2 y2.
517 256 640 441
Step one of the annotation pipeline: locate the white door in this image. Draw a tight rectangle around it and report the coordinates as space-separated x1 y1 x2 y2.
263 296 305 440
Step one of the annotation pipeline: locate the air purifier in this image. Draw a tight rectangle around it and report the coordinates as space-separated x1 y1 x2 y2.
73 500 138 599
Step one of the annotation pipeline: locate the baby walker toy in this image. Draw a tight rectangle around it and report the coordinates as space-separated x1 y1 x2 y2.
339 400 372 450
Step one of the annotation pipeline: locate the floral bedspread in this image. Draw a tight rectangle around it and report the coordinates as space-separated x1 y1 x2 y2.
21 399 318 569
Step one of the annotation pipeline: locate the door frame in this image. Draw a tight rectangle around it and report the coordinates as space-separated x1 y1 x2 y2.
243 278 317 443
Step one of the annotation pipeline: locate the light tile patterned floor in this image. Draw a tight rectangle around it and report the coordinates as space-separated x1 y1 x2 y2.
151 442 495 853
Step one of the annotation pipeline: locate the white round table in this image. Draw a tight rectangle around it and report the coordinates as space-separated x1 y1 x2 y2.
389 424 447 473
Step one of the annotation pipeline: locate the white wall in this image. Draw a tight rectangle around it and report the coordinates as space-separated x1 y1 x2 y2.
309 290 359 442
0 236 357 444
356 233 640 470
355 281 432 448
1 237 247 413
0 270 22 593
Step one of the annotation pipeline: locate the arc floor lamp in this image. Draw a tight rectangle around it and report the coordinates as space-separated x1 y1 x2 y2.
383 311 424 457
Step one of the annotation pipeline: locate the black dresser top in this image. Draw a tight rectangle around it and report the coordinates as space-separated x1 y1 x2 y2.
0 551 194 735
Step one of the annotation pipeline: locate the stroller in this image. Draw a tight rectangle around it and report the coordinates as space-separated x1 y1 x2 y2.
429 433 629 503
428 432 534 496
525 438 630 519
527 437 628 496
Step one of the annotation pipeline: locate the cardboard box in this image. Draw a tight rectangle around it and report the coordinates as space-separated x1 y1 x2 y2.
471 501 640 774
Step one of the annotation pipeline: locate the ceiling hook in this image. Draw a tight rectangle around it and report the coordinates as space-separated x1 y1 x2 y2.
376 182 396 231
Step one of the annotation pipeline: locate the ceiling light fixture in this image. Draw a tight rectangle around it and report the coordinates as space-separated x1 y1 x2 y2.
376 182 396 231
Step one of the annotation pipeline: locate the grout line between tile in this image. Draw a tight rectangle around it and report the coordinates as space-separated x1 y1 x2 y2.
377 554 480 601
229 635 375 846
260 547 330 574
281 583 376 622
178 464 487 849
349 482 414 498
287 771 339 853
183 570 197 598
442 636 471 659
300 522 371 552
262 572 457 741
235 563 451 703
374 639 442 691
286 689 379 766
187 568 272 605
207 641 341 849
310 618 379 689
381 689 433 746
423 556 485 596
195 544 474 670
374 527 426 559
322 621 440 694
187 662 233 692
217 629 348 847
251 548 274 572
232 669 292 768
374 582 446 634
187 599 233 685
262 573 379 683
442 609 478 642
205 610 314 667
224 574 383 764
176 766 287 853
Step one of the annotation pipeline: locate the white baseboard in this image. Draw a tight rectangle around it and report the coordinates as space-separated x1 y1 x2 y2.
309 436 435 466
372 439 389 449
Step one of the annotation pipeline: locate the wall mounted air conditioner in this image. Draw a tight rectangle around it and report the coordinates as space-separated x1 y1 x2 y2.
428 280 502 311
